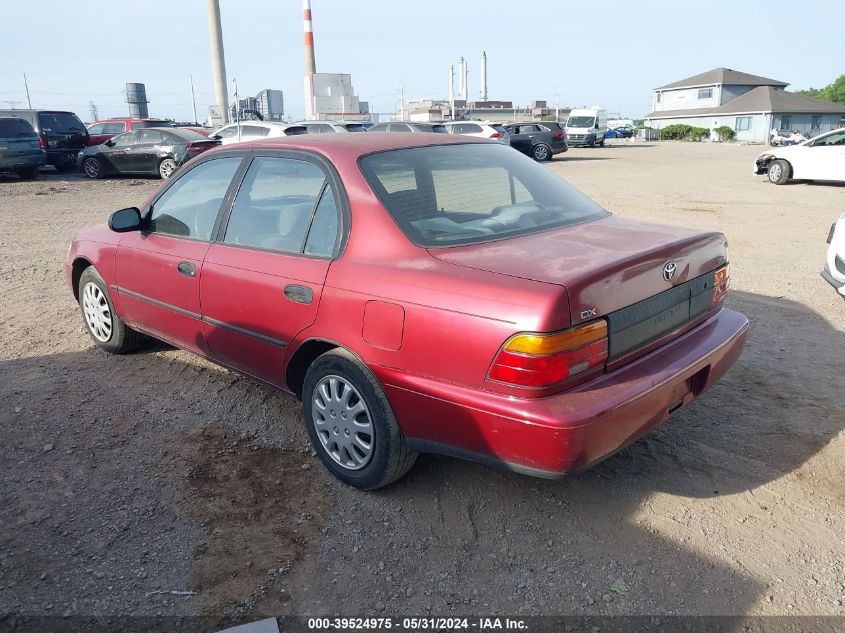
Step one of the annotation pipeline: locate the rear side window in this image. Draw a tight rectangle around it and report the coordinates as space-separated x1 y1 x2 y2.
283 126 308 136
137 120 174 128
0 118 36 136
149 157 243 240
138 129 164 144
389 123 412 133
38 112 85 133
223 157 329 254
102 122 125 134
304 187 340 256
431 125 447 133
241 125 270 137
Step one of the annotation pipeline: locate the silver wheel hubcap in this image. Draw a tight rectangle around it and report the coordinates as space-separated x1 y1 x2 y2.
160 160 176 179
84 159 99 178
769 164 782 181
82 282 112 342
312 375 373 470
535 146 549 160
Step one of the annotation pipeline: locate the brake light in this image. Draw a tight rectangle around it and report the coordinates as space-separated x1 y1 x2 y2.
489 320 608 388
39 135 46 149
554 130 563 138
711 265 730 306
489 132 501 139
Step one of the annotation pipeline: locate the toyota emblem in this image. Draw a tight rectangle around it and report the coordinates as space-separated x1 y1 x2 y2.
662 261 678 281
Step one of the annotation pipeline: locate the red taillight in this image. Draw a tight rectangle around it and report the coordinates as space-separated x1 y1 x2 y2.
187 141 217 153
489 132 501 139
711 265 730 306
39 135 46 149
489 321 609 388
554 130 563 138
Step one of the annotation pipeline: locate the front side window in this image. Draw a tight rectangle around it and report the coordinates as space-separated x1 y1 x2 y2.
360 143 608 247
215 126 239 139
813 131 845 146
87 123 107 135
698 88 713 99
149 157 242 240
390 123 412 133
735 116 752 131
223 157 329 253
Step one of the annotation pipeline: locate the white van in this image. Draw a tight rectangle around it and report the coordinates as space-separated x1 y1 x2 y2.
565 108 608 147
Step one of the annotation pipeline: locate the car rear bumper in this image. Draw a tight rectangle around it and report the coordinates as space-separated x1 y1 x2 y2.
0 151 45 169
377 307 749 477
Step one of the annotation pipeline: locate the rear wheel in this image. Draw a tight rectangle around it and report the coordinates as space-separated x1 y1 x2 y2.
83 157 103 179
15 166 38 180
302 349 417 489
78 267 146 353
531 143 552 161
158 158 177 180
768 159 791 185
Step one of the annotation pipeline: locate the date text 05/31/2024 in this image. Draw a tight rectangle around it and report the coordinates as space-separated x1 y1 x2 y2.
307 618 528 630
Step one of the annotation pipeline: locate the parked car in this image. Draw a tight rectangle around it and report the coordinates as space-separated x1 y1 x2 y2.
605 125 635 139
0 109 88 171
368 121 448 133
504 122 567 161
823 212 845 298
443 120 509 144
87 118 176 146
78 128 219 179
0 116 46 179
565 108 608 147
210 122 307 145
66 133 747 489
293 121 370 133
754 128 845 184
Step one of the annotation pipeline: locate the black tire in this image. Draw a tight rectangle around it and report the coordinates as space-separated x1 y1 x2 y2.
82 157 104 180
302 349 417 489
158 158 177 180
767 159 791 185
598 137 605 147
588 135 596 148
531 143 552 162
15 166 38 180
78 267 146 353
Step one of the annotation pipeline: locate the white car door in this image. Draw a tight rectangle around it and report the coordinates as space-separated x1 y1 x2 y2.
796 131 845 181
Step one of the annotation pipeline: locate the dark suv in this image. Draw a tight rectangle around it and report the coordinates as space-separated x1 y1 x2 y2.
505 122 568 161
0 116 45 179
0 110 89 171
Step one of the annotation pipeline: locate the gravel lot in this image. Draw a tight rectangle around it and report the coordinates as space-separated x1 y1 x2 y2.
1 141 843 625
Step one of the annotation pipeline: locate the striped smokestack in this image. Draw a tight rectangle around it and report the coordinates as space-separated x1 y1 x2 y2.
303 0 316 75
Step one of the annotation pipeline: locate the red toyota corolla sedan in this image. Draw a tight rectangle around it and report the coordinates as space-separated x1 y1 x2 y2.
66 133 748 489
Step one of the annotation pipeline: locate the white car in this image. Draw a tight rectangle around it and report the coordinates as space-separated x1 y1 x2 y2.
754 127 845 185
443 121 511 144
823 212 845 298
210 121 307 145
292 121 370 133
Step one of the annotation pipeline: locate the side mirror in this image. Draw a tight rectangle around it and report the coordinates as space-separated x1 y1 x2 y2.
108 207 143 233
211 134 222 140
105 139 115 147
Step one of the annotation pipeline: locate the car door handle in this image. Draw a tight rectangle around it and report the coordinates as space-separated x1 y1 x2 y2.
284 284 313 304
176 261 196 278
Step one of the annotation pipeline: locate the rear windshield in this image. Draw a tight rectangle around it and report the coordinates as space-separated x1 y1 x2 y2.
164 128 209 142
137 120 175 128
283 126 309 136
343 124 367 132
359 143 608 247
491 124 508 135
38 112 86 134
0 117 36 137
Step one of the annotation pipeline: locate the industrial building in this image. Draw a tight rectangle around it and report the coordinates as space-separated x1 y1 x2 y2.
230 89 285 121
645 68 845 142
306 73 369 121
404 98 563 123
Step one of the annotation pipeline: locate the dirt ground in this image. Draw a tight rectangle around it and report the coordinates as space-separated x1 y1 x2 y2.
0 141 843 625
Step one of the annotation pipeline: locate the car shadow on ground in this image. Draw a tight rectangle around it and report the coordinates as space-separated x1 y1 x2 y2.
557 156 616 162
1 291 842 622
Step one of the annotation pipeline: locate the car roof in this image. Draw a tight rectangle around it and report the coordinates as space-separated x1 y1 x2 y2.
95 117 170 122
212 131 489 157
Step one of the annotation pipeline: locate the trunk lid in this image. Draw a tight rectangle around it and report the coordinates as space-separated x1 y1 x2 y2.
428 215 727 325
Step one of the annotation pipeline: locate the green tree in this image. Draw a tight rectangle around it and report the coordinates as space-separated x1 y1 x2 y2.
794 75 845 104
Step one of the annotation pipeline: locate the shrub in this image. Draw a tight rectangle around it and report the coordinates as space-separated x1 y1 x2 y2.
714 125 736 141
659 124 710 141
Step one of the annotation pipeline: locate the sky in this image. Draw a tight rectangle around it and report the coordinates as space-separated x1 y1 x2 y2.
1 0 843 123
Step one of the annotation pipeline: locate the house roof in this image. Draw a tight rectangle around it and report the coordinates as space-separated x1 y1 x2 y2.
656 68 788 90
645 86 845 119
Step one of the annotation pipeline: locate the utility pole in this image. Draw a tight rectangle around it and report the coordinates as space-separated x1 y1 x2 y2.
190 74 198 124
448 65 455 121
23 73 32 109
89 101 99 122
400 82 405 121
233 78 240 143
555 87 560 122
206 0 229 125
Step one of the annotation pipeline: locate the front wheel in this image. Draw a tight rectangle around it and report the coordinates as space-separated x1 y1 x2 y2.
598 137 605 147
78 267 146 353
531 144 551 161
767 159 791 185
158 158 177 179
83 157 103 179
302 349 417 489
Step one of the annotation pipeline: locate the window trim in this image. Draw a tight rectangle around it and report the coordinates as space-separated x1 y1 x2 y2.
213 148 350 260
697 88 713 100
142 152 251 243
